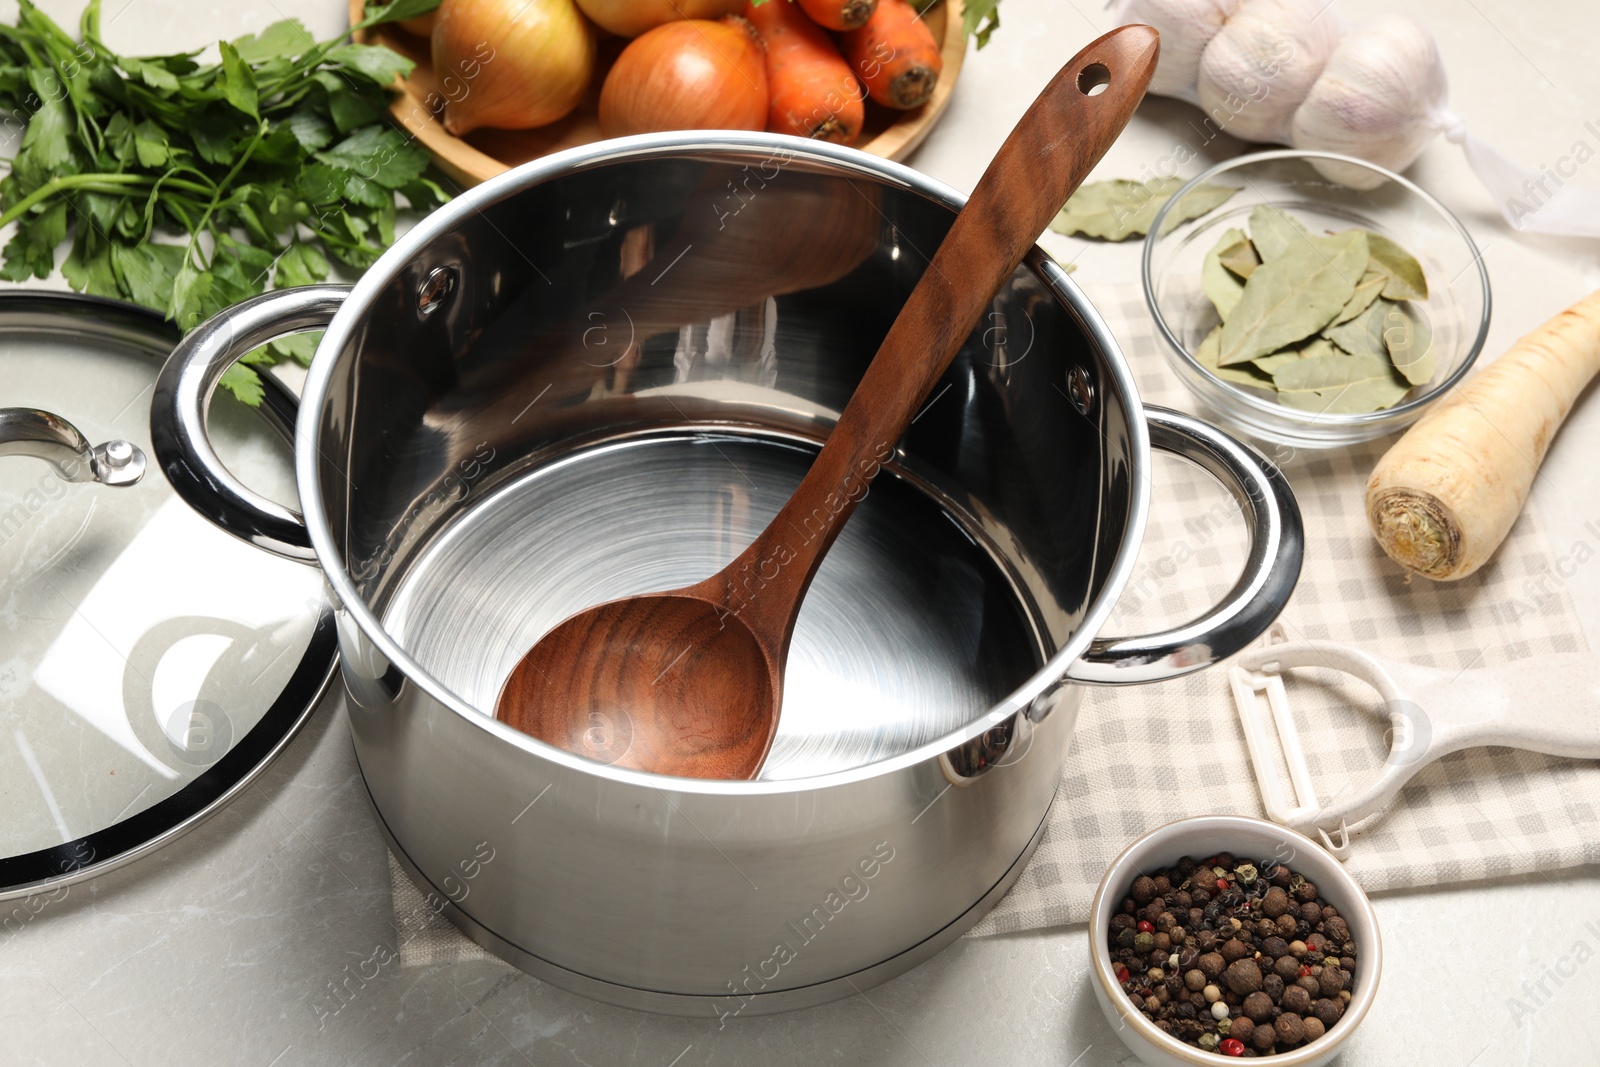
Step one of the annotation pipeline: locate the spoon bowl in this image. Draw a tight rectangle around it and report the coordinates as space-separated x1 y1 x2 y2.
498 592 778 778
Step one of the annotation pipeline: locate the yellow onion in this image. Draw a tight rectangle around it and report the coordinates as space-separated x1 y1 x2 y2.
573 0 746 37
599 17 767 137
433 0 597 135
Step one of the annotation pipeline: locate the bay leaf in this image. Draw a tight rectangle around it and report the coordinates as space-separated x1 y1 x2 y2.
1202 227 1249 322
1196 325 1273 388
1272 346 1412 414
1218 230 1368 366
1049 177 1239 241
1253 335 1334 375
1364 231 1429 300
1248 205 1311 260
1219 238 1260 279
1323 294 1389 358
1330 269 1385 326
1380 298 1435 385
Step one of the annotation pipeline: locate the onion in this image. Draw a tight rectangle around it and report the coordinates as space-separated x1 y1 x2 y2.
433 0 597 136
573 0 746 37
599 18 768 138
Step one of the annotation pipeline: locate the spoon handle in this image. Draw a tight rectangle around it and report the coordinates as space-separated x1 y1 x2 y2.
708 25 1159 646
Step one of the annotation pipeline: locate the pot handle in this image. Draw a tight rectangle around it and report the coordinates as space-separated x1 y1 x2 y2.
0 408 146 486
1063 406 1304 685
150 285 351 564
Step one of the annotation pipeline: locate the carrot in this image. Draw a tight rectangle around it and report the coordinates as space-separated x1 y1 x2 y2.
1366 288 1600 580
838 0 941 110
795 0 875 31
746 0 865 144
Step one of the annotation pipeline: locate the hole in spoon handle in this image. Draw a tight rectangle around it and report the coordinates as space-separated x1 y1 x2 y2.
1078 62 1110 96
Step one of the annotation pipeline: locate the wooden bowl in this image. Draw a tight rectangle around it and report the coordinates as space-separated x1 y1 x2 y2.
350 0 967 188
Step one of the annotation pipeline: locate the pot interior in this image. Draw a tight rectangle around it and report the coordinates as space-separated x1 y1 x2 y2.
312 139 1139 777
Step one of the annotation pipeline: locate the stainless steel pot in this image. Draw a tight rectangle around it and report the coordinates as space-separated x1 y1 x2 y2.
150 133 1302 1017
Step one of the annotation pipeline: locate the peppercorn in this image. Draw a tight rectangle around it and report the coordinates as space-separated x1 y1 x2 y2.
1256 918 1276 939
1276 915 1297 937
1137 920 1154 934
1341 956 1356 972
1204 984 1223 1004
1319 904 1336 921
1198 951 1225 980
1261 936 1288 959
1302 1017 1326 1041
1261 974 1285 1001
1185 968 1207 992
1132 875 1157 905
1170 928 1187 947
1154 932 1172 952
1322 916 1349 944
1273 955 1302 981
1145 995 1161 1012
1296 975 1321 995
1304 949 1324 966
1222 939 1252 964
1196 930 1218 954
1275 1012 1305 1045
1111 913 1136 932
1294 881 1318 904
1224 959 1263 995
1115 965 1129 984
1319 966 1346 997
1179 946 1200 970
1116 928 1135 949
1134 932 1155 953
1166 974 1184 998
1198 1033 1220 1051
1148 967 1166 982
1243 991 1275 1023
1153 875 1172 895
1191 868 1219 893
1214 852 1235 867
1192 887 1212 905
1220 1036 1246 1057
1299 901 1321 922
1173 890 1193 908
1230 1017 1256 1044
1280 986 1312 1015
1312 998 1342 1026
1260 886 1289 919
1189 907 1205 929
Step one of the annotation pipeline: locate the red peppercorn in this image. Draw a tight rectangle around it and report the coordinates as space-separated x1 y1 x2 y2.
1219 1038 1245 1057
1300 965 1313 977
1216 878 1229 891
1116 965 1129 983
1137 920 1155 933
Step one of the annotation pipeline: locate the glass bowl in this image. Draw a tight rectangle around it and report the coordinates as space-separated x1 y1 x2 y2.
1142 150 1491 449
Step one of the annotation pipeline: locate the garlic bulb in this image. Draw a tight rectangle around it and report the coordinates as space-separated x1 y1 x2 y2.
1195 0 1340 144
1289 14 1448 189
1116 0 1245 104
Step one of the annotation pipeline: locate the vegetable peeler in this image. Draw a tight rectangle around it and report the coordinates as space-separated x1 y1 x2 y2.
1229 625 1600 856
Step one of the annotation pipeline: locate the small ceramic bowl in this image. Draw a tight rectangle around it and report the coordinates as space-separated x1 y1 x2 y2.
1142 150 1491 449
1089 815 1382 1067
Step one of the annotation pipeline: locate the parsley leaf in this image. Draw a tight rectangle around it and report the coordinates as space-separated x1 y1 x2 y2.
0 0 450 405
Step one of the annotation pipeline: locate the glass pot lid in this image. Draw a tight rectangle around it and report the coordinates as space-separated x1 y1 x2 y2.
0 292 336 899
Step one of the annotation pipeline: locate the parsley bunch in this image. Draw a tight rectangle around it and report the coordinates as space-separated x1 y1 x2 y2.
0 0 445 403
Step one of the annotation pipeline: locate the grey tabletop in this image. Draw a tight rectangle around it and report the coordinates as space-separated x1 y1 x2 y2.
5 0 1600 1065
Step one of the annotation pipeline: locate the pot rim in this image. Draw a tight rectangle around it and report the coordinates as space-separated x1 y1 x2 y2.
296 130 1152 794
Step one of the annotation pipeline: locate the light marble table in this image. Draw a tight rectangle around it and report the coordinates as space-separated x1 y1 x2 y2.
4 0 1600 1063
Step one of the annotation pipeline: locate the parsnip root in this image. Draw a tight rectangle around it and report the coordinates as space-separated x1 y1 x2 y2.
1366 288 1600 580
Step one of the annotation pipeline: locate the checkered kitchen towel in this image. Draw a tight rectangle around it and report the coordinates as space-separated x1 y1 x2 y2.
968 281 1600 935
388 281 1600 955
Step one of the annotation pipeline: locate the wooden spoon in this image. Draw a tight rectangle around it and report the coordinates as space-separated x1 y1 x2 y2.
496 26 1160 779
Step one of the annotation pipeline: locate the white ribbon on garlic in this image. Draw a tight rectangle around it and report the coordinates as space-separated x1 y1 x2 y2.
1114 0 1600 238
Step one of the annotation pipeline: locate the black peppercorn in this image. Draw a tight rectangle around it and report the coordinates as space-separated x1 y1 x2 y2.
1299 901 1321 922
1132 876 1157 905
1111 913 1136 932
1294 881 1318 904
1262 974 1285 1001
1318 966 1346 997
1322 916 1349 944
1261 936 1288 959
